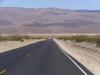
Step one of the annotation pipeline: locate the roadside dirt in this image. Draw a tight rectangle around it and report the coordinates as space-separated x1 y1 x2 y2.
56 39 100 75
0 39 43 53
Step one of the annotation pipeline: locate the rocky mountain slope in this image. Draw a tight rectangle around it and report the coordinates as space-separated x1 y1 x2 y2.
0 7 100 34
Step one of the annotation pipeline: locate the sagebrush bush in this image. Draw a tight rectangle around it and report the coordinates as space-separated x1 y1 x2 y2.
0 35 43 42
57 35 100 46
95 37 100 46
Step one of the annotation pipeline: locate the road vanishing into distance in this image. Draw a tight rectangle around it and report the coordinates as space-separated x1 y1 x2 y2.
0 39 93 75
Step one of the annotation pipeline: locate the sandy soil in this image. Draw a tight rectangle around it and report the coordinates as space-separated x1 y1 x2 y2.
55 39 100 75
0 39 43 53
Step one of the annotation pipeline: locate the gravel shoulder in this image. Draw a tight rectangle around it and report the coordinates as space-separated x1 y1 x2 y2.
0 39 43 53
56 39 100 75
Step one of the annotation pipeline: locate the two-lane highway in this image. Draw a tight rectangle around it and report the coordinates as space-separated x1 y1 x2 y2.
0 39 93 75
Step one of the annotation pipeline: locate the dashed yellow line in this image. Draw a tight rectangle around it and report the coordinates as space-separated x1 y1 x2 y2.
0 69 7 75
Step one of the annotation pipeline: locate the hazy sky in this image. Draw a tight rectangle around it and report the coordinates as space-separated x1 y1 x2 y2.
0 0 100 10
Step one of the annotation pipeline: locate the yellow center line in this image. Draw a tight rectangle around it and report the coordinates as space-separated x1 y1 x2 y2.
0 69 7 75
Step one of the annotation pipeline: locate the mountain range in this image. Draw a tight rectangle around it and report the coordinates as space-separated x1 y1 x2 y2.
0 7 100 34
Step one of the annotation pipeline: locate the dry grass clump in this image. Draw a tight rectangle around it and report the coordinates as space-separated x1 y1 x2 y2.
0 35 43 42
57 35 100 46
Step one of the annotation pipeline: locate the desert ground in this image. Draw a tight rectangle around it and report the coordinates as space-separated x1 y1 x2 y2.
0 39 43 53
56 39 100 75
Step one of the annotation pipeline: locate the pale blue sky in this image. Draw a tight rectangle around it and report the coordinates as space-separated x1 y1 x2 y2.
0 0 100 10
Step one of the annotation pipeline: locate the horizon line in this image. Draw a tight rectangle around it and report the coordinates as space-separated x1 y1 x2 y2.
0 6 100 10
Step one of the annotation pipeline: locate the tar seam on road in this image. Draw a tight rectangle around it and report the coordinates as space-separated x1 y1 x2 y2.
53 39 88 75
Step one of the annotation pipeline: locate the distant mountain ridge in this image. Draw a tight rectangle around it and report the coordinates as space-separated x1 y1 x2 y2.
76 10 100 12
0 7 100 34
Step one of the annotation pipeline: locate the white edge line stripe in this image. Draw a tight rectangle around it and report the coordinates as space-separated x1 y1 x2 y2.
53 39 88 75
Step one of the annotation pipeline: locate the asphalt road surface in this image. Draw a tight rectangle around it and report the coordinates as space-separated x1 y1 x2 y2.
0 39 93 75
